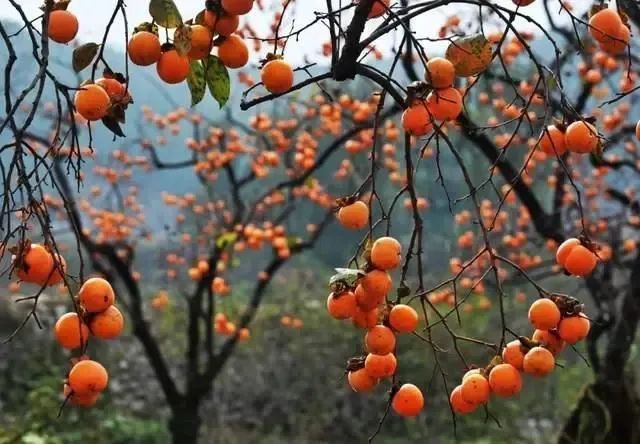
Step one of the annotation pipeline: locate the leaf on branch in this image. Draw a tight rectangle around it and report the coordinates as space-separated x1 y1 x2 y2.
396 283 411 299
187 60 206 106
173 24 192 56
304 177 317 189
194 9 206 25
329 268 364 288
445 34 493 77
149 0 183 29
101 116 126 138
43 0 71 12
204 55 230 108
215 232 237 249
72 43 100 72
286 236 302 248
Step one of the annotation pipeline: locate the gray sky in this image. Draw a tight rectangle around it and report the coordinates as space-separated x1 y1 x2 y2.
2 1 583 65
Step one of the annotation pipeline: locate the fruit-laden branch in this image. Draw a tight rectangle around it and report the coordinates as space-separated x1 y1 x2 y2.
397 51 564 242
50 156 182 407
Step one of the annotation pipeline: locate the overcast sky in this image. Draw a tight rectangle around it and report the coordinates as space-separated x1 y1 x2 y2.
1 0 584 65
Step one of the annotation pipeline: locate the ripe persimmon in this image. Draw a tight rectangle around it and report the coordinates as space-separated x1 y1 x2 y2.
261 59 294 94
47 253 66 286
89 305 124 340
338 201 369 229
360 270 392 299
96 78 126 99
502 339 525 370
392 383 424 417
564 246 598 276
364 352 397 378
564 121 599 154
217 34 249 69
462 368 481 381
532 329 565 355
425 57 455 89
370 236 402 270
221 0 254 15
389 304 419 333
367 0 390 18
558 314 590 344
348 368 378 392
352 306 378 329
556 238 581 264
523 346 555 377
402 101 433 136
460 373 490 405
589 8 623 43
326 291 357 320
55 312 90 349
78 277 115 313
450 385 477 414
15 243 54 285
556 238 597 276
488 363 522 397
48 10 78 44
68 360 109 394
539 125 567 155
528 298 561 330
157 50 190 84
128 31 162 66
204 11 239 36
365 324 396 355
188 25 213 60
599 24 630 55
426 87 463 120
74 84 111 121
355 284 382 311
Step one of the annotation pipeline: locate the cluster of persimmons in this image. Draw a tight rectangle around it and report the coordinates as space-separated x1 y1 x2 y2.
55 278 124 407
44 0 296 134
327 201 424 417
327 200 596 418
8 240 123 408
449 294 590 414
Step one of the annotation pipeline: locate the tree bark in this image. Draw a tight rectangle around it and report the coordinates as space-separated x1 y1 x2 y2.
169 405 202 444
559 376 640 444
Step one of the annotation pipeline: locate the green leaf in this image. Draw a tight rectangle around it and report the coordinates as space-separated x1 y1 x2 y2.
286 236 301 248
216 232 237 249
149 0 183 29
187 60 206 106
204 55 230 108
173 24 192 56
72 42 100 72
304 176 316 189
329 268 364 287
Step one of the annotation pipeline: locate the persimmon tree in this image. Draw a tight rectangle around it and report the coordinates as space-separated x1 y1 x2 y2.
3 0 640 443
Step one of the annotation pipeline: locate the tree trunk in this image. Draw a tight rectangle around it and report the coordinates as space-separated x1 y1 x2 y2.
169 406 201 444
559 374 640 444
